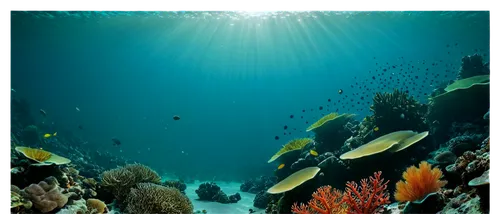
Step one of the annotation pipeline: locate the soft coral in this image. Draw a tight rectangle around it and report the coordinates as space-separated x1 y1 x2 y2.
343 171 390 214
291 185 347 214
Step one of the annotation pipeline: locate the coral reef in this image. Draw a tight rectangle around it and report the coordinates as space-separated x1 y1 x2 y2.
458 54 490 79
291 185 347 214
394 161 447 202
86 198 107 214
125 183 193 214
306 113 355 151
20 176 76 213
195 182 241 204
370 89 427 136
268 138 314 163
100 163 161 203
253 190 281 209
343 171 390 214
240 176 277 194
163 180 187 193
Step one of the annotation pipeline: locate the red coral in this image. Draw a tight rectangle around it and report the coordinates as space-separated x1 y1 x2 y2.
343 171 390 214
291 186 347 214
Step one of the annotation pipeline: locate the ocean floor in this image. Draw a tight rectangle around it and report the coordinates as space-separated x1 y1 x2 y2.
185 181 266 214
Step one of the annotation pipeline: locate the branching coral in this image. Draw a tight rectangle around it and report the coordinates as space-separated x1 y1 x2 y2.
343 171 390 214
394 161 447 202
125 183 193 214
100 163 161 202
370 89 427 135
458 54 490 79
291 186 347 214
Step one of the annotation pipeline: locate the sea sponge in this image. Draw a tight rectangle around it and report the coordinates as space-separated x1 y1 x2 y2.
86 198 107 214
370 89 427 135
339 130 417 160
394 161 447 202
21 176 75 213
101 164 161 201
268 138 313 163
15 146 71 165
267 167 321 194
125 183 193 214
100 163 161 202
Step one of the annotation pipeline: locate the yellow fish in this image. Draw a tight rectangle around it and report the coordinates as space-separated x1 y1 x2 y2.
43 132 57 139
310 150 318 156
278 163 285 170
374 127 379 132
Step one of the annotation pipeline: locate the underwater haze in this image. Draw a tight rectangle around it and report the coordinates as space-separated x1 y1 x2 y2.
11 11 489 181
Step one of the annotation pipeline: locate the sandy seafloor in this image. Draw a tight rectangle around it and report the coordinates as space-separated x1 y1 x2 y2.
184 181 266 214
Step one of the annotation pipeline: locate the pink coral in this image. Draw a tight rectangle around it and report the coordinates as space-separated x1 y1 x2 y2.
21 176 75 213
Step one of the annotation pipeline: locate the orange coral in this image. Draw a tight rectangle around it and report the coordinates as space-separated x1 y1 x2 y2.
394 161 447 202
291 186 347 214
343 171 390 214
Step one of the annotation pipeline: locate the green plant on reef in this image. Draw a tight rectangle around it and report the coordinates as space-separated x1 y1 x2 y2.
268 138 313 163
100 163 161 204
370 89 427 135
125 183 194 214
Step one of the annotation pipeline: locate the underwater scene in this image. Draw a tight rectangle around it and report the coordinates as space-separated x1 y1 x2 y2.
10 11 490 214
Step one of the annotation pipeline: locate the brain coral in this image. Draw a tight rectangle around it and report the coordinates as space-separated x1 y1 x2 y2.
20 176 75 213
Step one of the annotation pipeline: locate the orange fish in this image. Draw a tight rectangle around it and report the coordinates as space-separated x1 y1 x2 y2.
278 163 285 170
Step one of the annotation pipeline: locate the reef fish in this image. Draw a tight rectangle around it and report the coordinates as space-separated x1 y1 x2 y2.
173 115 181 120
374 127 379 132
111 137 121 146
310 150 318 156
40 109 47 117
43 132 57 138
278 163 285 170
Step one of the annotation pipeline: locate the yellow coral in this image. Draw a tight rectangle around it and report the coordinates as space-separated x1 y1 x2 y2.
306 113 355 132
267 167 321 194
394 161 447 202
268 138 313 163
15 146 71 165
86 198 107 214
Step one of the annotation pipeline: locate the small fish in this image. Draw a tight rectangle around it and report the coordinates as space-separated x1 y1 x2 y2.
11 88 16 92
173 115 181 120
43 132 57 139
76 107 80 112
310 150 318 156
400 113 405 119
338 89 343 94
278 163 285 170
40 109 47 117
112 137 121 146
373 127 379 132
78 125 84 130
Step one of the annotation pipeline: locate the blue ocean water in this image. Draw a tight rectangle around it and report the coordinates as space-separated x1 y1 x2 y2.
11 11 489 181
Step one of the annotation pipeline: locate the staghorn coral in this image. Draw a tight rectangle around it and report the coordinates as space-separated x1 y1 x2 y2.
370 89 427 135
125 183 193 214
163 180 187 193
394 161 447 202
291 185 347 214
100 163 161 203
343 171 390 214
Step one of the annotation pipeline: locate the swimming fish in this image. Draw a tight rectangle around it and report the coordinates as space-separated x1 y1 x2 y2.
111 137 121 146
173 115 181 120
310 150 318 156
40 109 47 117
278 163 285 170
400 113 405 119
43 132 57 139
76 107 80 112
338 89 343 94
11 88 16 92
374 127 379 132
